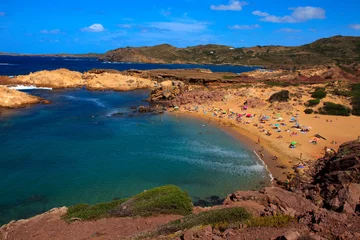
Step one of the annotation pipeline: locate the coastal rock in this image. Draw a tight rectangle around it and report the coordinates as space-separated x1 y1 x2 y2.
12 68 84 88
0 86 46 108
138 105 164 114
149 80 189 103
301 140 360 214
85 72 156 91
223 187 316 217
275 230 300 240
170 90 225 107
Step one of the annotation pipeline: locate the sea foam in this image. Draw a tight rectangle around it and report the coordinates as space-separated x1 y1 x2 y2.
8 85 53 90
64 95 105 107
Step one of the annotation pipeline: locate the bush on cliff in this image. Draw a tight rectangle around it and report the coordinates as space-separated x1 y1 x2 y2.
268 90 290 103
352 96 360 116
63 199 127 222
304 109 314 114
350 83 360 116
318 102 351 116
306 99 320 107
247 215 295 228
156 207 251 235
110 185 193 217
311 88 327 99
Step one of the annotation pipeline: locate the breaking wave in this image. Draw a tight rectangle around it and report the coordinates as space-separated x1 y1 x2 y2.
158 153 265 175
8 85 52 90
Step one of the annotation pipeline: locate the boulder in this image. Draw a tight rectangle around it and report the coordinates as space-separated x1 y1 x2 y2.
276 230 300 240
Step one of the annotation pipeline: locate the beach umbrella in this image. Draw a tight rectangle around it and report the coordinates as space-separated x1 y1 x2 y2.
291 141 297 145
275 124 280 127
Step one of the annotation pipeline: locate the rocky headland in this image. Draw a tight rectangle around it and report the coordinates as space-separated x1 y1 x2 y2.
0 86 48 108
100 36 360 70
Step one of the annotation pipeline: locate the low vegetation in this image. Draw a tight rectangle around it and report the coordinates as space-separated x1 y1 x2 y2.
269 90 290 103
311 87 327 99
247 215 295 228
304 109 314 114
222 75 238 80
306 99 320 107
263 81 296 87
318 102 352 116
110 185 193 217
63 199 127 222
351 83 360 116
156 207 251 235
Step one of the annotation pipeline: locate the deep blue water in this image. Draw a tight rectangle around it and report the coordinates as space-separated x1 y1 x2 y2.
0 55 259 76
0 56 270 225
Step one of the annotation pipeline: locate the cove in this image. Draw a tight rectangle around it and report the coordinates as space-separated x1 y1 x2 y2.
0 89 271 225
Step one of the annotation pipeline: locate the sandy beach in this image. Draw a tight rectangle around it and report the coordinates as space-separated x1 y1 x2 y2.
170 85 360 181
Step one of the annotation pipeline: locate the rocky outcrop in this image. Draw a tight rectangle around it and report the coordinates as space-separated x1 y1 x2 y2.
301 140 360 214
149 80 189 103
10 69 84 88
224 187 316 217
85 72 156 91
0 86 48 108
0 69 158 92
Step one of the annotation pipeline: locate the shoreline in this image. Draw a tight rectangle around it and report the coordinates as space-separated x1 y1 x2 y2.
173 110 292 182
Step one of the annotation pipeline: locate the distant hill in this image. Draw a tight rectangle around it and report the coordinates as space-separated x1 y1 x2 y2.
0 53 103 58
101 36 360 69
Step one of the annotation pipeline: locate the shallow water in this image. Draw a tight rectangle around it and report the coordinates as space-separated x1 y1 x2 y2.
0 89 271 224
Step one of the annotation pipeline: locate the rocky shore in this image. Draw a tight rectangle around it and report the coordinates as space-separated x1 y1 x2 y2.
0 86 48 108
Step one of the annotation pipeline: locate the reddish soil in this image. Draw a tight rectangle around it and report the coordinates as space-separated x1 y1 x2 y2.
0 208 181 240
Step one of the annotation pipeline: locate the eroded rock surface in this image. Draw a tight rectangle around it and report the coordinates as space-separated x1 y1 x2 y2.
0 86 46 108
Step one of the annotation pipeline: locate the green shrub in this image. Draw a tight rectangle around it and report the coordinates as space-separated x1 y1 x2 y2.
264 81 293 87
311 88 327 99
63 199 127 222
110 185 193 217
351 83 360 92
304 109 314 114
269 90 290 103
247 215 295 228
306 99 320 107
332 89 352 97
223 75 237 79
352 95 360 116
157 207 251 235
318 102 352 116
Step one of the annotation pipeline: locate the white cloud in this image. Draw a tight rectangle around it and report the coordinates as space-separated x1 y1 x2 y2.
229 24 260 30
148 21 208 33
40 29 61 34
349 24 360 30
0 12 5 16
210 0 247 11
252 6 326 23
277 28 302 33
81 23 105 32
117 24 133 29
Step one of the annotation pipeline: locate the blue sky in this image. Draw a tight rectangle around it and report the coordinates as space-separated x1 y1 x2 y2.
0 0 359 53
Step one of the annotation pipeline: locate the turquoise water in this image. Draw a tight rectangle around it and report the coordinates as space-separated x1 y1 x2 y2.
0 89 271 225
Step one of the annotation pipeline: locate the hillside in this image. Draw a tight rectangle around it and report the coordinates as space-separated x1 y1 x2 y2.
101 35 360 69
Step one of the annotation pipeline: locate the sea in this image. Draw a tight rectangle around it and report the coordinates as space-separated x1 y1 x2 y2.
0 56 271 225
